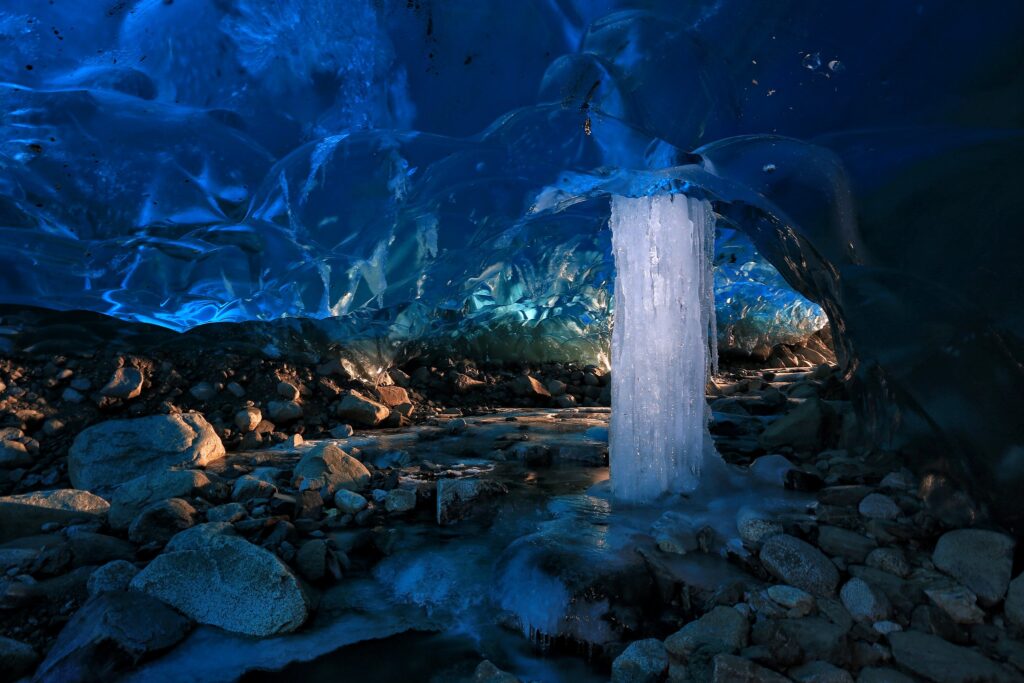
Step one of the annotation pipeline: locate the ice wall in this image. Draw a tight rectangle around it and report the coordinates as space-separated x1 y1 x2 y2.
609 195 717 502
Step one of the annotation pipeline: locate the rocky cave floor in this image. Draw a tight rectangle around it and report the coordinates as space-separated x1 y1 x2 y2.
0 321 1022 682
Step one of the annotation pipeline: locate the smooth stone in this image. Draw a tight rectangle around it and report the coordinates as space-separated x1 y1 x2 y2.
858 493 901 520
334 489 368 515
295 539 328 581
69 413 224 490
924 585 986 624
234 407 262 433
207 502 246 523
840 578 891 623
376 385 410 407
86 560 139 597
336 391 390 427
100 367 144 399
0 440 32 468
932 529 1015 606
665 606 749 658
857 667 915 683
131 534 308 636
266 400 303 424
737 507 784 546
512 375 550 398
760 534 840 597
0 489 109 542
865 547 910 578
889 630 1016 683
293 443 370 494
108 469 212 529
473 660 522 683
611 639 669 683
749 454 796 487
189 382 217 401
127 498 197 545
816 525 877 564
33 592 190 683
232 475 277 502
766 585 816 614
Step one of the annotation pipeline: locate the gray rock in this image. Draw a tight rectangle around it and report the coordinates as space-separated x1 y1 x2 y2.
737 507 784 546
127 498 197 545
924 585 985 624
778 617 849 662
207 502 246 523
0 636 37 681
709 654 790 683
65 531 135 567
760 534 840 597
665 606 748 658
817 526 877 564
62 387 85 403
791 660 854 683
437 478 508 525
69 413 225 490
293 443 370 494
234 407 262 433
86 560 139 597
0 489 109 542
108 469 212 529
1005 572 1024 628
840 578 891 623
266 400 303 424
384 488 417 513
33 592 190 683
760 397 829 451
232 475 277 502
865 547 910 578
512 375 550 398
330 424 354 438
750 454 796 487
165 522 237 552
334 489 368 515
889 630 1016 683
336 391 390 427
932 529 1015 606
547 380 567 397
766 585 816 616
858 493 901 520
101 367 144 399
131 534 308 636
611 638 669 683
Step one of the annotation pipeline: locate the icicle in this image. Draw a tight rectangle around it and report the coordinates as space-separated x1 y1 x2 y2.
609 194 719 502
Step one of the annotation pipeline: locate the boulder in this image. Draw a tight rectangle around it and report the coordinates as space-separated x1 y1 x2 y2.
266 400 303 424
665 606 748 659
69 413 224 490
86 560 140 597
334 489 368 515
0 440 31 468
889 630 1016 683
760 534 840 597
130 534 308 636
611 639 669 683
336 391 389 427
33 592 190 683
858 493 901 520
512 375 550 398
0 489 109 543
234 407 261 433
932 529 1015 606
452 373 486 394
1005 572 1024 628
127 498 197 545
293 443 370 494
376 385 410 407
839 578 891 623
108 469 212 529
817 526 877 564
100 367 144 399
790 660 854 683
385 488 417 513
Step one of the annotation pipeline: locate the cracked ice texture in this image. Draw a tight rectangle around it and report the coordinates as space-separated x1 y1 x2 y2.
610 195 718 502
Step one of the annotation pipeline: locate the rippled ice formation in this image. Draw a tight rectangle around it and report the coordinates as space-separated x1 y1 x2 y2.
2 1 1024 517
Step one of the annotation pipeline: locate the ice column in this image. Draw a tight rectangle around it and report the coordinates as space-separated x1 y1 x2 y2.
609 194 718 503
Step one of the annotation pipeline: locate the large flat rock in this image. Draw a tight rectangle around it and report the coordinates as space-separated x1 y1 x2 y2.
0 489 109 543
69 413 225 490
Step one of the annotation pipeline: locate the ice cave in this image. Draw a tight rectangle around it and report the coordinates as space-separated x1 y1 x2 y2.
1 1 1023 682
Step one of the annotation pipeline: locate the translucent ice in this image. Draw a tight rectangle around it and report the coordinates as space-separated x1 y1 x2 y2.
609 195 719 502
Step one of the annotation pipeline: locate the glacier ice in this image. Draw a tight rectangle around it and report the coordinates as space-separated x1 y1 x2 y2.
609 195 718 502
1 0 1023 519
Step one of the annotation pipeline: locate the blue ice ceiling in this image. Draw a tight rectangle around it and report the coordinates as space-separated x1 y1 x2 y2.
2 1 1024 517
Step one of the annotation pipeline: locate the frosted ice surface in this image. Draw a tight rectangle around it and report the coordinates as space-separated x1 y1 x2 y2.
609 195 719 503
